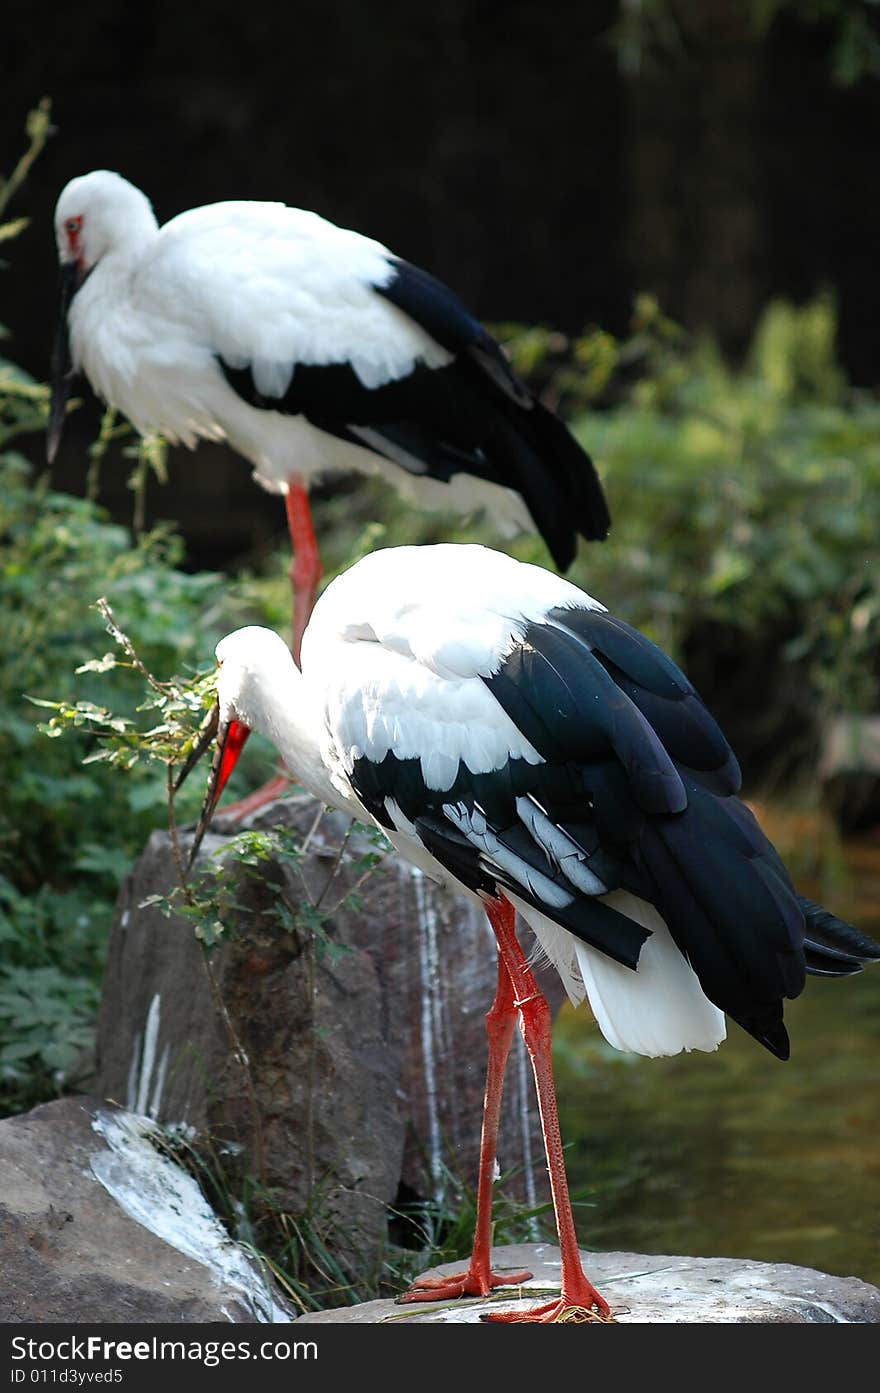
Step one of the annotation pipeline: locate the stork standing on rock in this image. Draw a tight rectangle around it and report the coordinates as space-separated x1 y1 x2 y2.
178 542 880 1323
48 171 610 664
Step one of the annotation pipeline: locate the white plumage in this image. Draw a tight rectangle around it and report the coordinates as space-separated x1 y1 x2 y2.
183 540 877 1321
49 172 610 661
54 176 447 482
204 543 728 1057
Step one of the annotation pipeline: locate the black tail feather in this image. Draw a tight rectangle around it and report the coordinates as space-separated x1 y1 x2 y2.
798 895 880 978
375 264 612 562
474 389 609 571
729 1009 791 1061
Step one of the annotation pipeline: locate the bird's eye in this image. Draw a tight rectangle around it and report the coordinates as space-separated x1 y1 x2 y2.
64 216 82 235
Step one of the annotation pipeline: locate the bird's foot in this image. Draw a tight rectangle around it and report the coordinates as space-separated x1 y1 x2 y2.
480 1291 614 1324
397 1266 533 1304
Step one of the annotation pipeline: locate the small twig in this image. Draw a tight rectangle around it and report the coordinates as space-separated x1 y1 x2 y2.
255 1254 309 1314
323 859 383 920
200 948 266 1185
129 449 149 537
166 762 189 887
164 762 267 1185
298 802 326 858
304 929 316 1201
95 596 177 697
86 408 122 502
313 822 354 910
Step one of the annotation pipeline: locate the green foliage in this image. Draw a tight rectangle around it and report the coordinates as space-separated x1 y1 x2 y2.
139 817 386 955
561 293 880 735
0 875 101 1112
608 1 880 86
1 461 223 862
0 455 236 1108
32 596 220 779
0 100 53 223
751 1 880 85
383 1157 562 1294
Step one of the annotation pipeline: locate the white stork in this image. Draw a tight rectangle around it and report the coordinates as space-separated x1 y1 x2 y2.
48 171 610 664
179 542 880 1323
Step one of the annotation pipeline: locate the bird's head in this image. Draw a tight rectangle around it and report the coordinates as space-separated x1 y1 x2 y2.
176 627 295 868
53 170 156 277
48 171 157 463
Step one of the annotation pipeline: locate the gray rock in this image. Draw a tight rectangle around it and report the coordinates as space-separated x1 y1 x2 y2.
297 1243 880 1323
0 1096 294 1322
94 796 561 1288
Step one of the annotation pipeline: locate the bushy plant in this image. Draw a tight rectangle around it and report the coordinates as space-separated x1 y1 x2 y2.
0 452 245 1109
559 295 880 782
0 101 297 1113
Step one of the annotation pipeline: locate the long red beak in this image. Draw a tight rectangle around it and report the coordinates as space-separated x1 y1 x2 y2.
175 702 251 868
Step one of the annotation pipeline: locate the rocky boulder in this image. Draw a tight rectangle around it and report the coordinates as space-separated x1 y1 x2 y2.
0 1095 294 1322
299 1244 880 1323
94 796 563 1290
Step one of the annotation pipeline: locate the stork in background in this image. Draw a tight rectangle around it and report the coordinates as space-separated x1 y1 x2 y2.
178 542 880 1323
48 171 610 667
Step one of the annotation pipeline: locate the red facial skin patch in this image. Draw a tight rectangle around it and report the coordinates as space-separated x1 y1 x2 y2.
64 215 83 261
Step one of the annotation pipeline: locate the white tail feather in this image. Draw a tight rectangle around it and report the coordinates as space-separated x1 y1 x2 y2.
511 889 726 1058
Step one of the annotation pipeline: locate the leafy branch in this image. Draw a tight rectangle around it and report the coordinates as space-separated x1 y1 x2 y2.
31 596 219 773
0 98 54 224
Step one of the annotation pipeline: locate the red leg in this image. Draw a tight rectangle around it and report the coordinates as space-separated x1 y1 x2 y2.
481 897 613 1323
214 770 294 820
216 478 319 820
285 478 323 668
398 946 533 1303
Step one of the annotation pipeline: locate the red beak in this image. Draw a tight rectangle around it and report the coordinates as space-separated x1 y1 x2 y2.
175 703 251 868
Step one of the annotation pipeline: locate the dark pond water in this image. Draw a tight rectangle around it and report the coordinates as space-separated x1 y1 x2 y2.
553 811 880 1288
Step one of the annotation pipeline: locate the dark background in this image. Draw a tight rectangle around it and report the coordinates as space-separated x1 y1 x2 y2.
3 1 879 568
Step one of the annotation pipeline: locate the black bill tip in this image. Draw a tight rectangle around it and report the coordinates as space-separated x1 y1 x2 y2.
47 261 82 463
174 702 220 796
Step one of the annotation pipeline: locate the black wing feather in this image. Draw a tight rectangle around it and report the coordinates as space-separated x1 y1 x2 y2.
498 624 688 816
550 606 693 699
798 895 880 975
219 253 610 570
349 606 873 1060
482 614 871 1058
349 750 649 969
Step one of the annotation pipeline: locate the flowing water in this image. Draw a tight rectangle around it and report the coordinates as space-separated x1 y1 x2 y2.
552 808 880 1288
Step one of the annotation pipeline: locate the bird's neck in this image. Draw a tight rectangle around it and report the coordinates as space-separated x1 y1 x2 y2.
79 216 159 316
243 660 356 817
